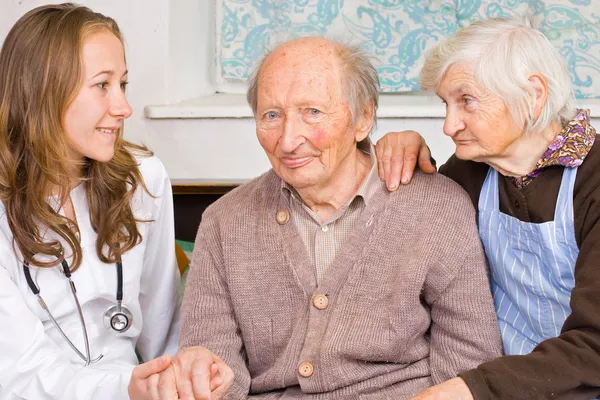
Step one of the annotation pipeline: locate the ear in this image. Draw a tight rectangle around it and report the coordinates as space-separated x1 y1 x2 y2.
354 102 375 143
528 73 549 120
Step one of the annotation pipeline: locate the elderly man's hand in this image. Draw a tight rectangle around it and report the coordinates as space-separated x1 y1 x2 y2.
169 346 234 400
375 130 436 191
409 378 474 400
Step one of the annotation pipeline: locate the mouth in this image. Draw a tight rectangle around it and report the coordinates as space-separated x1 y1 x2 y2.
96 127 118 140
453 139 475 145
280 156 313 169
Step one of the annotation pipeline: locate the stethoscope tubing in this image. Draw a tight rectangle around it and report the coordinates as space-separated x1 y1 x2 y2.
23 258 126 365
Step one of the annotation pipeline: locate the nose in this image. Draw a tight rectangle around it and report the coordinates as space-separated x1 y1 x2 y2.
443 107 466 137
109 89 133 119
279 113 306 153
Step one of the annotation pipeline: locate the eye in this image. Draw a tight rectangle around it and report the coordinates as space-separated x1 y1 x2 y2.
120 81 129 91
96 81 108 90
309 108 321 115
265 111 278 120
463 96 474 105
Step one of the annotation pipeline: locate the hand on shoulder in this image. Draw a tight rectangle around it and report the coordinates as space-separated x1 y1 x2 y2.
375 130 436 191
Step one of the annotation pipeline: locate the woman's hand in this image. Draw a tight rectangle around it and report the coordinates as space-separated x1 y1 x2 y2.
375 130 436 191
128 354 175 400
409 377 474 400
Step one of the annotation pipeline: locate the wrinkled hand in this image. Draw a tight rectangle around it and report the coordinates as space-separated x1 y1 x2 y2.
375 130 436 191
409 377 474 400
129 354 175 400
169 346 234 400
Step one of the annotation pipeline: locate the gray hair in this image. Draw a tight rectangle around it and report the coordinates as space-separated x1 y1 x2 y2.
420 17 576 135
246 39 380 134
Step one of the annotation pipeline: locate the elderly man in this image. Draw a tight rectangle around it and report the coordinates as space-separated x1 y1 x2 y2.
178 37 502 398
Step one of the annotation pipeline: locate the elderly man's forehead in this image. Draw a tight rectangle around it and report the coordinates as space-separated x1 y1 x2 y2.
262 38 343 72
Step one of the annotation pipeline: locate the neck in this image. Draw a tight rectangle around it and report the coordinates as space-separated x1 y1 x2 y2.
484 121 562 177
50 178 84 197
296 148 372 222
49 157 87 197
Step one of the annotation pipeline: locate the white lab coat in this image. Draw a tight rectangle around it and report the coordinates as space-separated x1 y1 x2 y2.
0 155 181 399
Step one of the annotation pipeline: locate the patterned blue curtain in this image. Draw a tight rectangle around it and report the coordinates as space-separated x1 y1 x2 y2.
218 0 600 98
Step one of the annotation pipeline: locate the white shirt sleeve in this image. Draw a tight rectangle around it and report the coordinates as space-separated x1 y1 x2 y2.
135 156 181 361
0 266 134 400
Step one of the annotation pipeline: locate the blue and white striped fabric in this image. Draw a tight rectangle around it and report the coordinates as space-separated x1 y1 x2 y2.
478 166 578 355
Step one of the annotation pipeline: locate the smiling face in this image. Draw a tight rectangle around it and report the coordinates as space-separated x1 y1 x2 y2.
255 38 368 191
62 29 132 163
438 63 523 162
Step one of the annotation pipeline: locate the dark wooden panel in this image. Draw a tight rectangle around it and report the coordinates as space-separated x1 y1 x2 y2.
171 179 245 195
172 182 242 242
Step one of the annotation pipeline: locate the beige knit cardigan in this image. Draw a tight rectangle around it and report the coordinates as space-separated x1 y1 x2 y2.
180 169 502 399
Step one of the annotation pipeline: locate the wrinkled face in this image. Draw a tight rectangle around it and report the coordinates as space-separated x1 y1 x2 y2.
63 29 132 163
438 63 523 162
255 40 367 191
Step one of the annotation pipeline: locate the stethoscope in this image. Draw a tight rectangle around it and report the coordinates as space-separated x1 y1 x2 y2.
23 258 133 366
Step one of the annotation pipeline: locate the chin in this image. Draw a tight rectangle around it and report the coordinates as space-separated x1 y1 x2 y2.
454 146 478 161
279 170 319 190
88 151 115 163
283 176 316 190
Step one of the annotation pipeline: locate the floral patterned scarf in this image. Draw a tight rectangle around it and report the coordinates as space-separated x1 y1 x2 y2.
512 109 596 189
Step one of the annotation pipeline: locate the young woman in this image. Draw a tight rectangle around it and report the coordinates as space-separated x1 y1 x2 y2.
0 4 231 399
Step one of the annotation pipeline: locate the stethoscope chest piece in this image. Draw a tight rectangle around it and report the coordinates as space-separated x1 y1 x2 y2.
103 302 133 332
103 259 132 332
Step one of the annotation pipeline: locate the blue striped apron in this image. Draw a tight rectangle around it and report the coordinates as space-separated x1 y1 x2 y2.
478 167 578 355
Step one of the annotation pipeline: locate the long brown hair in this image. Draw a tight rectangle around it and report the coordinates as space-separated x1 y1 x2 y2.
0 4 152 270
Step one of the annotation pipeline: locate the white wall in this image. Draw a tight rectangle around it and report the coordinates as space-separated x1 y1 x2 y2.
146 117 451 180
1 1 597 181
0 0 449 180
0 0 171 147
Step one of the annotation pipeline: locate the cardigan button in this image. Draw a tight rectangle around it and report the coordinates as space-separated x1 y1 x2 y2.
298 361 314 377
313 294 329 310
276 209 290 225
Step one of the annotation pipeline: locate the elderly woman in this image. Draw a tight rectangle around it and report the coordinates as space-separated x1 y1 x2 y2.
376 18 600 399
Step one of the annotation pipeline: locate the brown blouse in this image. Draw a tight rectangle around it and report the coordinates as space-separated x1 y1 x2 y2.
440 135 600 399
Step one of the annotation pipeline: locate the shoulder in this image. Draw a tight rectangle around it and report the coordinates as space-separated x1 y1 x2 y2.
439 154 489 209
573 135 600 240
0 202 18 270
0 202 9 241
0 202 13 243
575 134 600 197
379 170 484 277
390 170 477 220
201 170 280 225
128 154 171 220
378 170 482 258
574 135 600 217
135 154 169 194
